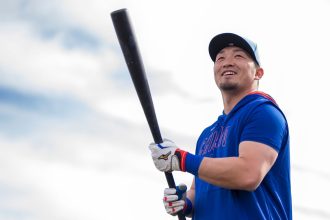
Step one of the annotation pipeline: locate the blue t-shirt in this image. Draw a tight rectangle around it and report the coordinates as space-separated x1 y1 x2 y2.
193 92 292 220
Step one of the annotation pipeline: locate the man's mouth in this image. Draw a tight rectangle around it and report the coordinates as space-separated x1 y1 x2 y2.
222 71 237 76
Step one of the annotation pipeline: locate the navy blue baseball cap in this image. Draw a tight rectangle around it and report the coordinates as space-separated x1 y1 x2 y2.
208 33 260 65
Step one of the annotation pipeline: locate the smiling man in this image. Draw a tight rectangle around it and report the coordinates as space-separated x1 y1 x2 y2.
148 33 292 220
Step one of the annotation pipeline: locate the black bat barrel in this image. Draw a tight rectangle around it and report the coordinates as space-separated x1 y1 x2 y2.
111 9 186 220
111 9 162 143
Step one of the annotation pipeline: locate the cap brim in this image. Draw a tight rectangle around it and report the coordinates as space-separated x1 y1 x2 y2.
208 33 258 64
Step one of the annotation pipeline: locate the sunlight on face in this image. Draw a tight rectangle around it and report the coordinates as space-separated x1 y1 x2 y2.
213 46 260 93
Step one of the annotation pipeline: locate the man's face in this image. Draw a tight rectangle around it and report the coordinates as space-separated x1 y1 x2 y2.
213 46 262 93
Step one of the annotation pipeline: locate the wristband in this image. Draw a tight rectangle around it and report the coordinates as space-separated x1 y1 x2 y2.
175 150 203 176
174 149 188 171
183 197 193 216
185 152 203 176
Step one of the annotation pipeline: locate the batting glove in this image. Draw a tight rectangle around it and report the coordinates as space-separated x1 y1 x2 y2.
163 184 193 216
148 139 188 172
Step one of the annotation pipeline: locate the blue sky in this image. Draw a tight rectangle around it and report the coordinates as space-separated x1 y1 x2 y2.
1 0 330 219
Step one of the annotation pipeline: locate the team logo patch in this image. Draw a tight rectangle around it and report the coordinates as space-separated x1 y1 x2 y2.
158 151 171 160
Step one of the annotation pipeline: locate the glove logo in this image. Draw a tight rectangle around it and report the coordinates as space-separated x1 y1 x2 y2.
158 151 171 161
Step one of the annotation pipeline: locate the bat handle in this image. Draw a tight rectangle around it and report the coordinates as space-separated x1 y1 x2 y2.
178 211 186 220
165 173 186 220
164 172 176 188
156 139 186 219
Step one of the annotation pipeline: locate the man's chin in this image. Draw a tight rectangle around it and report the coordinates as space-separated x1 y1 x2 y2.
219 83 238 91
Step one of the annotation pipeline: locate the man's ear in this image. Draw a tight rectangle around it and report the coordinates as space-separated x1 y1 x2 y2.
255 67 264 80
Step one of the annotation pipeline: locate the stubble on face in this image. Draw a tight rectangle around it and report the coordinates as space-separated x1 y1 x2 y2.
214 66 241 92
217 69 256 94
214 47 258 94
218 80 239 91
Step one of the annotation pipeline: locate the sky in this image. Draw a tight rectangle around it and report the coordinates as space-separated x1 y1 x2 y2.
0 0 330 219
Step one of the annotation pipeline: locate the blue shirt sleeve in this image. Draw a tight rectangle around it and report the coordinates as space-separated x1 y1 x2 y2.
240 103 287 152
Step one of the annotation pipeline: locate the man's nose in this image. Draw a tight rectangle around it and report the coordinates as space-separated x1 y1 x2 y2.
222 57 235 68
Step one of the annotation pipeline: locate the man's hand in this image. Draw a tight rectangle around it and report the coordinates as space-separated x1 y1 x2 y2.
163 184 187 216
148 139 187 172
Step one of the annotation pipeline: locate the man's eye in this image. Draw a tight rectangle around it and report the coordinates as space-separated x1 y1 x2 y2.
235 53 247 58
216 57 224 61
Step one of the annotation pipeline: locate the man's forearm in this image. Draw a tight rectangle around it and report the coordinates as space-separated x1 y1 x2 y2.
198 156 258 190
188 142 277 191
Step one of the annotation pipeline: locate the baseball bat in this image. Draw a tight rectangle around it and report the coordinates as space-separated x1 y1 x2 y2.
110 9 186 220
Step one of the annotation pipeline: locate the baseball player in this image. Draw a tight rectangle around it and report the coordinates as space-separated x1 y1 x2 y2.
148 33 292 219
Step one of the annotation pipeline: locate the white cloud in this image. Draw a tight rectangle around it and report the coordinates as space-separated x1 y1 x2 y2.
1 0 330 219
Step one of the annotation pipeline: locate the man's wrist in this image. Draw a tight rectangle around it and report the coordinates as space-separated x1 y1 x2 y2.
175 149 203 176
185 152 203 176
183 197 193 216
174 149 188 171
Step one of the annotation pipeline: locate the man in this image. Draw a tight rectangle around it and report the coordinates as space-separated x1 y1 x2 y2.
149 33 292 220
